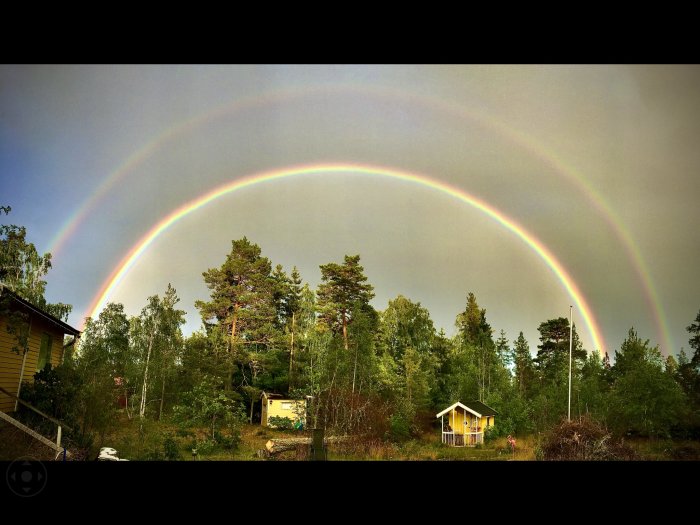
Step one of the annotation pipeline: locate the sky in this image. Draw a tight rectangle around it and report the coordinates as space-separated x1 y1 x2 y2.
1 64 699 358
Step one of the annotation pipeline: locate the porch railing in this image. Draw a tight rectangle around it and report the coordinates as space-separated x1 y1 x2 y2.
0 385 72 459
442 430 483 447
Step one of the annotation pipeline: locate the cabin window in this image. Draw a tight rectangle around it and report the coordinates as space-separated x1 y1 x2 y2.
281 402 293 410
37 333 53 371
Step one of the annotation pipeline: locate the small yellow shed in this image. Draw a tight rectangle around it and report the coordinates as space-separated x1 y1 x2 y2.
436 400 497 446
260 391 307 428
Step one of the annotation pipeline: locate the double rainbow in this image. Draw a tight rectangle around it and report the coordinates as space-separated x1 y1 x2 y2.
83 163 606 355
45 84 669 353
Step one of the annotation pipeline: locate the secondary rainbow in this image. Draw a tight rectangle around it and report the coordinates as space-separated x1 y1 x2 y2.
47 83 670 353
84 163 606 355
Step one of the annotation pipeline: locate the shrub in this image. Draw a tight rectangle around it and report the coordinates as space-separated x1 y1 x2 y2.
163 435 181 460
268 416 294 430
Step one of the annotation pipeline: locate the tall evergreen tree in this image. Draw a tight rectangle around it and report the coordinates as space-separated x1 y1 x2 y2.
609 328 686 437
317 254 375 353
513 331 535 398
454 292 497 401
535 317 586 382
687 309 700 367
195 237 276 354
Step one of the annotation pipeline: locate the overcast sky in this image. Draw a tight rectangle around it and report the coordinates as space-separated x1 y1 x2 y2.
1 65 698 357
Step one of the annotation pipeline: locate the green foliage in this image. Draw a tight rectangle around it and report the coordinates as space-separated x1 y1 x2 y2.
608 328 687 437
486 391 534 436
513 332 535 398
388 398 415 442
173 375 245 446
688 309 700 366
536 317 586 384
15 227 697 455
195 237 277 352
163 434 181 460
130 284 186 420
0 205 71 321
268 415 295 430
17 363 86 445
317 254 375 341
483 425 498 443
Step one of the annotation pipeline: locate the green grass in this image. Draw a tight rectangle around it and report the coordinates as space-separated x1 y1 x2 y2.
14 411 694 461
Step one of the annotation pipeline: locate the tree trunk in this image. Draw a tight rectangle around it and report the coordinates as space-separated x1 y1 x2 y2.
342 310 348 351
352 343 358 394
139 329 155 419
266 437 312 454
125 388 131 420
230 303 239 353
289 312 295 389
158 376 166 421
265 435 351 455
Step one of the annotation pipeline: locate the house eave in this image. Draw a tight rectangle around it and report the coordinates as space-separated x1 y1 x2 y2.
0 284 81 336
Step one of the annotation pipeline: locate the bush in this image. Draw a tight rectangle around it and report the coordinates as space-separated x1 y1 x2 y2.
389 413 412 442
483 426 498 443
213 429 241 450
163 435 181 460
539 416 637 461
387 398 416 442
268 416 294 430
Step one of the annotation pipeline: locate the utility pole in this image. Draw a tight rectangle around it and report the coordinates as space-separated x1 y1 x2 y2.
568 305 573 421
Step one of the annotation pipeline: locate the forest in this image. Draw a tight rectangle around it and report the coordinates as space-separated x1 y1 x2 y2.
2 207 700 460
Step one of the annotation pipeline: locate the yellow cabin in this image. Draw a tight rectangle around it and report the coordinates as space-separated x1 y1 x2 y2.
436 401 497 446
260 391 307 428
0 286 80 413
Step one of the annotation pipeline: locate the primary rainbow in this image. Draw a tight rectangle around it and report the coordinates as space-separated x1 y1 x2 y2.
47 83 670 353
84 163 606 355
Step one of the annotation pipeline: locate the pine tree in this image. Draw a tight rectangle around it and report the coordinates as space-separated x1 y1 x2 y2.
513 331 535 398
687 309 700 367
195 237 276 354
317 254 375 353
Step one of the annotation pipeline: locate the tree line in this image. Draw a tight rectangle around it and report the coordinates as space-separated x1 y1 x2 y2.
3 207 700 450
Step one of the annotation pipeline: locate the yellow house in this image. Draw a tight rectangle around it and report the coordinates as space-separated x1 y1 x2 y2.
0 286 80 413
436 401 497 446
260 391 307 428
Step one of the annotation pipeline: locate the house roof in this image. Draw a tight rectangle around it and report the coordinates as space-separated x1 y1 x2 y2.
0 285 81 336
436 400 498 419
261 391 284 399
465 400 498 417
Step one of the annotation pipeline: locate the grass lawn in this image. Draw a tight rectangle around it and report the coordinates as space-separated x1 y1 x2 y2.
97 413 539 461
3 411 699 461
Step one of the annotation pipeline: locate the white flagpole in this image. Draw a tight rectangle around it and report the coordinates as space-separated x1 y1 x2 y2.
568 305 573 421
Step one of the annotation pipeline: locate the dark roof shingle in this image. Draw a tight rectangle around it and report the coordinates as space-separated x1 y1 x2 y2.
467 400 498 416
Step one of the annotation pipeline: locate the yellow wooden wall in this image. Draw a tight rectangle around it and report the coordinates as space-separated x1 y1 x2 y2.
444 409 495 434
0 314 65 412
262 397 306 427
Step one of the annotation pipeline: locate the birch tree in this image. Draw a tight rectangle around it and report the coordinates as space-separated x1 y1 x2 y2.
131 284 185 421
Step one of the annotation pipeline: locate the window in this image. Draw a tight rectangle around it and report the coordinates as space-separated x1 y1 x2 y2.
37 333 53 371
281 402 293 410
